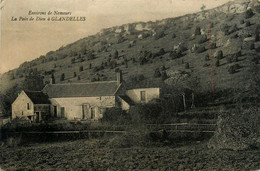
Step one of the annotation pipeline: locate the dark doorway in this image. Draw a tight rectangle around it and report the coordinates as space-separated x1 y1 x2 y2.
82 104 89 119
61 107 65 118
91 107 95 119
35 112 40 123
53 106 57 117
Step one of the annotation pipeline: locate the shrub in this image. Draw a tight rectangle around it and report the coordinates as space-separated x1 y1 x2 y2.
229 24 238 34
211 42 217 49
250 43 255 50
205 54 210 61
221 24 230 35
154 31 165 40
113 50 119 59
203 63 209 67
208 107 260 150
169 50 182 59
73 72 77 77
185 62 190 69
245 8 254 19
215 50 223 59
198 35 208 44
255 46 260 52
154 68 161 78
161 71 168 80
160 65 166 71
245 21 251 27
255 34 260 42
194 26 201 35
228 64 241 74
60 73 65 81
196 46 206 53
215 59 220 67
226 57 232 64
101 107 131 125
79 66 83 72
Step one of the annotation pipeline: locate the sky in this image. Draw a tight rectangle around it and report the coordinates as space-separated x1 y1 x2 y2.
0 0 233 73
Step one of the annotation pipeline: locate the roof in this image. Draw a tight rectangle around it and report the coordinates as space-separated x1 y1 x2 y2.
42 81 121 98
119 95 135 105
24 91 50 104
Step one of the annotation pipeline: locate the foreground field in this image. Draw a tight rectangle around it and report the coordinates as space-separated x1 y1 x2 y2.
1 138 260 170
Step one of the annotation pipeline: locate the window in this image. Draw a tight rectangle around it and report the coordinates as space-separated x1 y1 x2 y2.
140 91 146 102
27 103 30 110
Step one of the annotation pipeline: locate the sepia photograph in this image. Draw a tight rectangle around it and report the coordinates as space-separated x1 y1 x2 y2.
0 0 260 170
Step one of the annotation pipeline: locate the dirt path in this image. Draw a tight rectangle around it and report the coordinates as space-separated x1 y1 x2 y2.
0 139 260 170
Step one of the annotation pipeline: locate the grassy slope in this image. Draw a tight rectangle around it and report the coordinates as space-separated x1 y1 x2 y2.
1 1 259 97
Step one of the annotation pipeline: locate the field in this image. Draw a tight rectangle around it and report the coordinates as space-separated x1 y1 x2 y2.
1 138 260 170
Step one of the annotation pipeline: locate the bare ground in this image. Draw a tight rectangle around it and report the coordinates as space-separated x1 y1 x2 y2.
1 138 260 171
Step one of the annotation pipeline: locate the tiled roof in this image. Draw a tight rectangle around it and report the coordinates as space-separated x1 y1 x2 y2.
24 91 50 104
42 81 121 98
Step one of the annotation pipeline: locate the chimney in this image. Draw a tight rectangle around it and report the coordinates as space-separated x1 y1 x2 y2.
116 70 122 85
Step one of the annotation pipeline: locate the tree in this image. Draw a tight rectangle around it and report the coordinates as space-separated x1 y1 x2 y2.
215 59 220 67
154 68 161 78
60 73 65 81
74 72 77 77
113 50 119 59
79 66 83 72
23 71 45 91
185 63 190 69
200 4 206 11
195 26 201 35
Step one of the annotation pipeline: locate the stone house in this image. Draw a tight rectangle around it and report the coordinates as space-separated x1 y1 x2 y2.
12 72 160 121
12 90 50 122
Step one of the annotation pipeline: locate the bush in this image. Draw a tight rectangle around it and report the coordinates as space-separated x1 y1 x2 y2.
161 71 168 80
154 68 161 78
215 50 223 59
208 107 260 150
228 64 241 74
198 35 208 44
113 50 119 59
185 62 190 69
154 31 165 40
211 42 217 49
60 73 65 81
196 46 206 53
250 43 255 50
169 50 182 59
194 26 201 35
255 46 260 52
226 57 232 64
215 59 220 67
101 107 131 125
245 8 254 19
245 21 251 27
205 54 210 61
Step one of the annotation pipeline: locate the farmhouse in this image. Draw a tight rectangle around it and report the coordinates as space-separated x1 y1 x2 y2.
12 91 50 122
12 72 160 122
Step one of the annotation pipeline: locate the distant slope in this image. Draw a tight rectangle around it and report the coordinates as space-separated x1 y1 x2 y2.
1 0 259 98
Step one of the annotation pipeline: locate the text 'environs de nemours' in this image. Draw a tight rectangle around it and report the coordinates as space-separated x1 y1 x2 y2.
28 10 72 15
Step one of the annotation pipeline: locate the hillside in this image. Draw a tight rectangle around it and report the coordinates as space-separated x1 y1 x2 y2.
1 0 259 101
